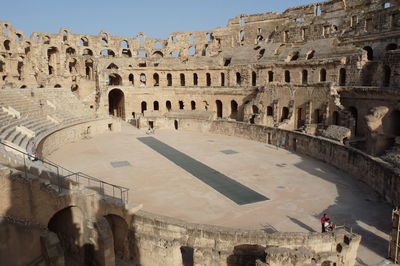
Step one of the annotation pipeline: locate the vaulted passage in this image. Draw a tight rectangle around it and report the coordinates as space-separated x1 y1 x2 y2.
137 137 269 205
108 88 125 119
48 206 89 264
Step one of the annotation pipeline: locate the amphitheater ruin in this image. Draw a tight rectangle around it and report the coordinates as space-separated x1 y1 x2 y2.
0 0 400 265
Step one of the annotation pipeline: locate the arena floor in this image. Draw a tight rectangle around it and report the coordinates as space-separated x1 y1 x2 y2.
47 124 392 264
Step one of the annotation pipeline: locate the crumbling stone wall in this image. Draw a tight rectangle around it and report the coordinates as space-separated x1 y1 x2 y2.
129 210 360 266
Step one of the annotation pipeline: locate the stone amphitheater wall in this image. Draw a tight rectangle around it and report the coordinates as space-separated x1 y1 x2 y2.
129 210 360 266
38 118 121 157
0 165 360 266
145 118 400 206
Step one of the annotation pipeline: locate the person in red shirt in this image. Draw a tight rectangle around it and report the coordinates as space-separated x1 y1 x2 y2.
321 213 328 232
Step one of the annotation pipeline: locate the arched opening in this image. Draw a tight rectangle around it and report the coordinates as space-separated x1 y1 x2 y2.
68 58 77 74
267 106 273 116
47 47 58 75
170 50 179 57
152 51 163 58
230 100 238 120
107 63 118 70
332 111 339 125
3 40 10 50
289 51 299 61
179 101 184 110
302 69 308 84
82 48 93 56
71 84 79 92
349 106 358 136
140 73 146 87
389 110 400 136
297 108 304 128
284 70 291 83
54 84 61 88
48 206 87 264
166 101 172 111
17 61 24 79
167 73 172 86
180 73 185 86
314 109 322 123
141 101 147 114
153 73 159 86
281 107 289 122
191 101 196 110
363 46 373 60
306 50 315 60
250 105 259 124
122 49 132 57
206 73 211 86
320 68 327 82
129 74 134 85
180 246 194 266
216 100 223 118
252 71 257 86
189 46 196 56
138 51 147 58
80 37 89 46
108 73 122 86
386 43 398 51
108 89 125 119
66 47 76 55
236 72 241 85
339 68 346 86
221 73 225 86
268 71 274 82
153 101 159 111
104 214 128 260
85 60 93 80
120 40 129 48
193 73 198 86
174 120 179 130
383 65 391 87
202 45 209 56
100 49 115 57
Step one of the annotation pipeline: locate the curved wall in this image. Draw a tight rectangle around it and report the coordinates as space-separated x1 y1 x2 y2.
138 116 400 206
38 118 121 157
169 118 400 206
0 117 368 266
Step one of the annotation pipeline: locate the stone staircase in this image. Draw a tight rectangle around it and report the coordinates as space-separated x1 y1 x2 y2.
0 88 97 151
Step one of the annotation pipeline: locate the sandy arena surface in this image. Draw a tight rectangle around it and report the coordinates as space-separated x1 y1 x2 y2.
48 125 392 264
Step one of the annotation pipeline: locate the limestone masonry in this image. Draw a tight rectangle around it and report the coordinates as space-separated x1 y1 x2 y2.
0 0 399 265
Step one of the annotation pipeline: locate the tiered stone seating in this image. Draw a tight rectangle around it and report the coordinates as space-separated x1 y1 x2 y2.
0 88 97 151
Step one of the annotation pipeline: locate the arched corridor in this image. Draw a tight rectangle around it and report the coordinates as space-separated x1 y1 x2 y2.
108 89 125 119
216 100 223 118
48 206 88 264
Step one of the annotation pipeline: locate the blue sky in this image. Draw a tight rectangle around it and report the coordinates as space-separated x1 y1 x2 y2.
1 0 317 39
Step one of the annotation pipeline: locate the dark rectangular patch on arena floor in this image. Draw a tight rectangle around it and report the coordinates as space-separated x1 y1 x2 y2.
137 137 269 205
220 149 238 155
110 161 131 168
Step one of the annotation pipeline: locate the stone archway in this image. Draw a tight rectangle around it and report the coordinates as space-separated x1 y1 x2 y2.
216 100 223 118
108 89 125 119
48 206 88 264
104 214 129 260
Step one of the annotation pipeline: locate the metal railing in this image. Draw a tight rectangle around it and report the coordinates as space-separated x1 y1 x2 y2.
335 224 353 234
0 141 129 203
